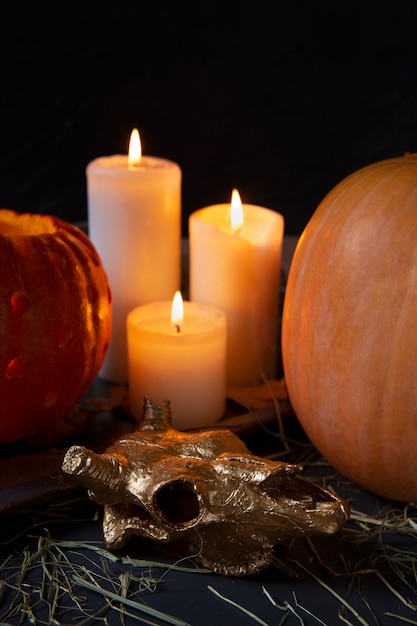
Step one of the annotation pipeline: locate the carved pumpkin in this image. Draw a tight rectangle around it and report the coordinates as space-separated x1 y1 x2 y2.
0 210 112 443
282 154 417 502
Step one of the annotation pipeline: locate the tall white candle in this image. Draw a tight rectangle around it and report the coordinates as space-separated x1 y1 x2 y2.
189 190 284 387
86 130 181 384
127 293 226 430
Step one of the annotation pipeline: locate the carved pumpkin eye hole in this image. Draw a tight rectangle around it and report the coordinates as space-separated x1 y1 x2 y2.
155 480 200 529
5 357 25 379
10 292 30 315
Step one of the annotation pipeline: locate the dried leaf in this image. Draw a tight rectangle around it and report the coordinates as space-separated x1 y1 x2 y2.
83 384 129 413
227 378 288 410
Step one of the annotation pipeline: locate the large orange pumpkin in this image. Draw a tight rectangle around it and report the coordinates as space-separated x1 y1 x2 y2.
0 210 112 443
282 154 417 502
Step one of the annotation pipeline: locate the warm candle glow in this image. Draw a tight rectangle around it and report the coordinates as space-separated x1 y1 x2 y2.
127 299 227 429
189 198 285 387
171 290 184 330
230 188 244 232
86 130 182 384
128 128 142 166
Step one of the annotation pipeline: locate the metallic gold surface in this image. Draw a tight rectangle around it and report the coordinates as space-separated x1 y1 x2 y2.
62 396 349 576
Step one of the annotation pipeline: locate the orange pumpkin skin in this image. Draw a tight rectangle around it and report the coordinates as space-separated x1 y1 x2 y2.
0 210 112 443
282 155 417 502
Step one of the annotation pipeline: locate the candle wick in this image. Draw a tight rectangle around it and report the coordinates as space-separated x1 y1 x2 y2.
175 324 181 334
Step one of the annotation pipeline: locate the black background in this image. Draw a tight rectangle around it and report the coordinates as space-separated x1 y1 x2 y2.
1 1 417 236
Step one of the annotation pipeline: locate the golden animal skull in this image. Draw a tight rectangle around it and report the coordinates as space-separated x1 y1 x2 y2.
62 396 349 576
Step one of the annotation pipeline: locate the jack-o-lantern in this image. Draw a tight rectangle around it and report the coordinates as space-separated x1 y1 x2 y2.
0 210 111 443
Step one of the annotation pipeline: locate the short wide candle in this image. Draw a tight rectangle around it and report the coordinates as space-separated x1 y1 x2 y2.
189 197 284 387
86 131 181 384
127 299 226 430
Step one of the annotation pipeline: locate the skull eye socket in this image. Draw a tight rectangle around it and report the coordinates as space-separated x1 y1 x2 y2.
154 480 200 529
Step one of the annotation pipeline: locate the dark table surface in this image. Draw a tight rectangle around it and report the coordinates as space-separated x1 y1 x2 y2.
1 378 416 626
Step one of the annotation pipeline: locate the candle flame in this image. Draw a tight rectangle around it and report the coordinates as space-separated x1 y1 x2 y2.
230 188 244 231
128 128 142 166
171 290 184 331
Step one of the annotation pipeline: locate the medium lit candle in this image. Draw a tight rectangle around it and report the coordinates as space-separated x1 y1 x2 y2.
86 129 181 384
127 292 227 430
189 189 284 387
